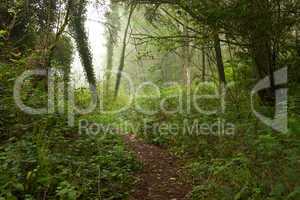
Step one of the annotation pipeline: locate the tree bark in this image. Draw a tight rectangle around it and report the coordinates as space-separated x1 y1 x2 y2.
213 32 226 85
105 2 120 94
182 24 191 86
249 0 276 105
202 47 206 82
114 4 135 98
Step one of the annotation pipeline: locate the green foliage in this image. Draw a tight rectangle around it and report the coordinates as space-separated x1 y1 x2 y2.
70 0 96 88
126 85 300 200
1 1 299 200
56 181 78 200
0 120 139 199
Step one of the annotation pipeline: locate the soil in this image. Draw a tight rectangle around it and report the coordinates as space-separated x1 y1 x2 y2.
123 134 192 200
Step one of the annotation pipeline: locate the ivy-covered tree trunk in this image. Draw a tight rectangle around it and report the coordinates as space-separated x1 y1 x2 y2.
70 0 96 92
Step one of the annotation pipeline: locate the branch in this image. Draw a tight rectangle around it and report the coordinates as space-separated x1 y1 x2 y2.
160 7 202 35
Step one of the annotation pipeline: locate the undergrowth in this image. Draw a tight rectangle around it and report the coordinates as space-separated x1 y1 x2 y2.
0 118 139 200
126 85 300 200
0 63 140 199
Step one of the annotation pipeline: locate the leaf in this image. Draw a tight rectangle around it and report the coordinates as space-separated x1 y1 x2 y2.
287 187 300 199
0 30 7 37
14 183 24 191
234 186 248 200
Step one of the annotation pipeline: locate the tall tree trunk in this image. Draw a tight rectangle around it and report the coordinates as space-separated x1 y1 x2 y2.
213 32 226 85
114 4 135 98
182 15 191 86
251 36 275 104
71 0 97 93
182 39 191 86
105 38 114 92
105 2 120 94
250 0 276 105
296 26 300 56
202 47 206 82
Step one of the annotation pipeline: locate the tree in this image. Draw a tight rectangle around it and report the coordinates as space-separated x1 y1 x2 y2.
114 4 136 98
70 0 97 92
105 1 120 94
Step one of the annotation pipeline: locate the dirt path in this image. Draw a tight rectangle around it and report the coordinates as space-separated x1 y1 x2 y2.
123 134 191 200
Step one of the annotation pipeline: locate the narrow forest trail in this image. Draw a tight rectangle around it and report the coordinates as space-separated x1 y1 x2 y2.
123 134 192 200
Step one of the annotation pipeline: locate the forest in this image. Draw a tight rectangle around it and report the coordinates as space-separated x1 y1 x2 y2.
0 0 299 199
